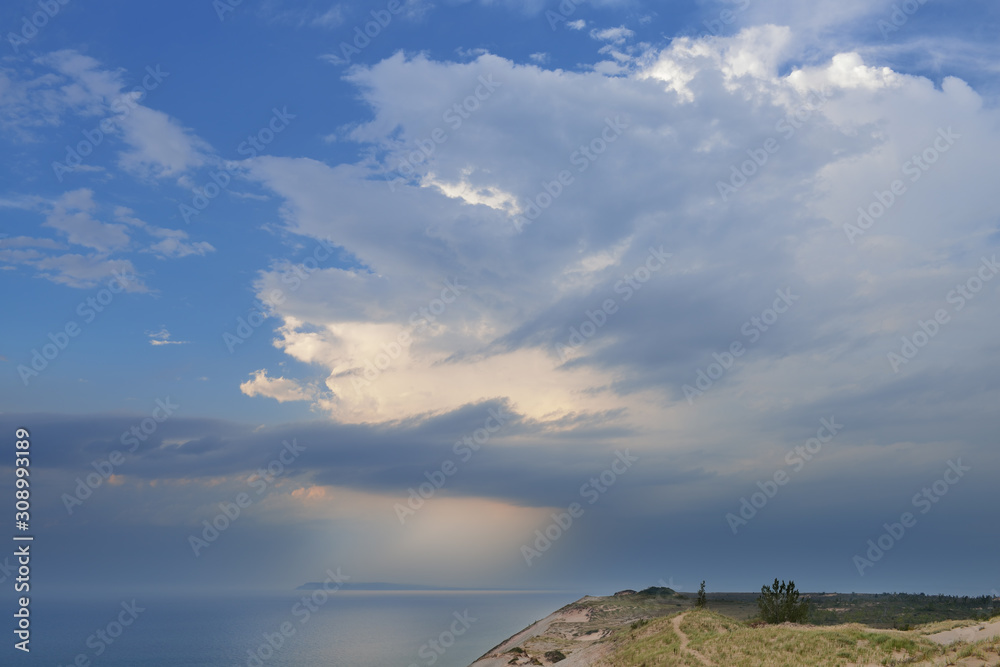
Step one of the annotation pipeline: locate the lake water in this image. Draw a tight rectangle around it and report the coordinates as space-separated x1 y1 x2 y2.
6 591 580 666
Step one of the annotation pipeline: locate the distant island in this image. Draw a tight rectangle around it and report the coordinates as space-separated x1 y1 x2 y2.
296 581 506 592
469 585 1000 666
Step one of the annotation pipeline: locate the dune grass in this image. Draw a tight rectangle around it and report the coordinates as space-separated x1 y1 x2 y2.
600 609 966 666
600 614 703 667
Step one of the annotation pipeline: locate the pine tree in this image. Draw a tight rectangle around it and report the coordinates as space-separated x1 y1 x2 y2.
757 578 808 624
696 581 707 608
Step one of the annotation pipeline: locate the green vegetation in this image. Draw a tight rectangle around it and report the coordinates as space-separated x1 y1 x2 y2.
601 609 1000 667
619 587 997 628
601 615 687 667
696 581 707 609
473 584 1000 665
808 592 999 628
543 649 566 662
757 578 809 624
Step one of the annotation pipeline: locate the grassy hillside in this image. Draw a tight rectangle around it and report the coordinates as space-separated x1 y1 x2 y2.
471 588 1000 666
659 591 996 629
600 609 1000 666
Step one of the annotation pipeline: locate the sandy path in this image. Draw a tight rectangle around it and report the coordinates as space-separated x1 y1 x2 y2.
673 613 714 666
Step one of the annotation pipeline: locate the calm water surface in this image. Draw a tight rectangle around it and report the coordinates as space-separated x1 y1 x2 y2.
8 591 580 666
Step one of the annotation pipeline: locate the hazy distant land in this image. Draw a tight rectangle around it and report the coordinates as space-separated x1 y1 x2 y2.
295 581 528 592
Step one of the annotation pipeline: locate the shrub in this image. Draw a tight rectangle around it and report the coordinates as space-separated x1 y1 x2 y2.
544 649 566 662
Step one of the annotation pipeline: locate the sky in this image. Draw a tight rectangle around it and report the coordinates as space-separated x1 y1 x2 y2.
1 0 999 599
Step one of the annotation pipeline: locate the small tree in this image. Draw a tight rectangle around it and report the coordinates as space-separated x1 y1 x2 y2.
696 581 707 608
757 578 808 624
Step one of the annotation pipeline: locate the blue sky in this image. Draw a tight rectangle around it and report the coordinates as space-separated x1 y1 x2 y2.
2 0 1000 598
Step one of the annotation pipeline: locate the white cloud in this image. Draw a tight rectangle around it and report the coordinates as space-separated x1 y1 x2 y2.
311 4 346 27
146 234 215 259
32 254 144 291
147 327 189 346
424 175 520 211
639 25 795 100
0 222 128 285
114 206 215 259
0 50 128 140
590 25 635 45
117 106 210 178
0 50 210 179
43 189 130 253
0 236 65 250
240 369 320 403
1 192 211 289
232 32 1000 446
40 50 125 106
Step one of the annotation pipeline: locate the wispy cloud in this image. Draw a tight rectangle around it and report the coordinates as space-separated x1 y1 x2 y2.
146 327 190 346
590 25 635 45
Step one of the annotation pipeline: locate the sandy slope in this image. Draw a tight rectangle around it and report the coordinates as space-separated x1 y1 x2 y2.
927 619 1000 646
468 597 615 666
